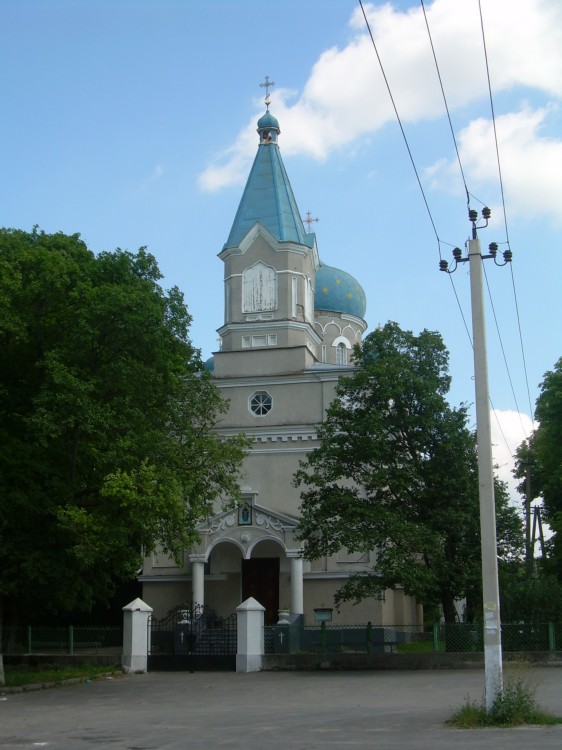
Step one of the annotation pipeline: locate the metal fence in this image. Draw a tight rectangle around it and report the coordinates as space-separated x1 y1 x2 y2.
1 625 123 655
264 621 562 655
4 620 561 657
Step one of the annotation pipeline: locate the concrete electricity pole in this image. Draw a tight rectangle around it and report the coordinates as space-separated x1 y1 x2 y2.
440 208 512 711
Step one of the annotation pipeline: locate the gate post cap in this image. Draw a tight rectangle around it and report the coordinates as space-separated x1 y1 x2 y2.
122 597 153 612
237 597 266 612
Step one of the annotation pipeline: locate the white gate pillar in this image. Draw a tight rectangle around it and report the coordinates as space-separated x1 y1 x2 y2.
236 597 265 673
122 597 153 673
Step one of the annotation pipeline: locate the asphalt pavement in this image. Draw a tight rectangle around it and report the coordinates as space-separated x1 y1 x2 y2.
1 666 562 749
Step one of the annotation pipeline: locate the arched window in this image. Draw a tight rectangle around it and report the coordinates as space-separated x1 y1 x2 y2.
336 342 347 366
242 262 277 313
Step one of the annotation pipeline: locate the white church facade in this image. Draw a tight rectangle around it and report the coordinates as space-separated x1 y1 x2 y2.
140 91 421 628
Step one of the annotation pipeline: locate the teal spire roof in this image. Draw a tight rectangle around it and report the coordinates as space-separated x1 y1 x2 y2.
224 110 314 250
315 262 367 320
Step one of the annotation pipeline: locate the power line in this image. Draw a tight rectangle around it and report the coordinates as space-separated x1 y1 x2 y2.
359 0 531 463
477 0 535 427
420 0 470 213
403 1 517 459
358 0 444 257
482 262 530 443
510 264 536 421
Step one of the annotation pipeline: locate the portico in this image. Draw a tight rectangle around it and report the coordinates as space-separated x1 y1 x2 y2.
189 498 304 624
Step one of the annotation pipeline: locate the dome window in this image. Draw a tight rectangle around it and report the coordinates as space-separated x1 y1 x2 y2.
336 342 348 366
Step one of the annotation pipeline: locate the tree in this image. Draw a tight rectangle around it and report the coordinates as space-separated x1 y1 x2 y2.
0 228 247 683
295 322 522 623
514 358 562 577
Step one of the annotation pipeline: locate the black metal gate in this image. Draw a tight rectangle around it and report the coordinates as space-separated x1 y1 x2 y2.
147 604 237 671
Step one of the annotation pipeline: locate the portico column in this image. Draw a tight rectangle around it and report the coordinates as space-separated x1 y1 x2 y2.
289 554 304 615
191 558 205 608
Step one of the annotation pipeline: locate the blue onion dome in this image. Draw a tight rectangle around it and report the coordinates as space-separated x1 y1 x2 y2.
257 110 280 143
203 355 214 373
257 110 280 130
315 262 367 320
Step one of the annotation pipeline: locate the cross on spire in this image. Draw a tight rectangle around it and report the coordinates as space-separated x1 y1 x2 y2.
303 210 319 233
260 75 275 109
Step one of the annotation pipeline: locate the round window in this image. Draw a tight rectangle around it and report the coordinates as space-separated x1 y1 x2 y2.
249 391 272 416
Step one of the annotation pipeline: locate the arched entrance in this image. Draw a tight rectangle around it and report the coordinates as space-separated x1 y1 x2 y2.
241 540 284 625
190 498 304 622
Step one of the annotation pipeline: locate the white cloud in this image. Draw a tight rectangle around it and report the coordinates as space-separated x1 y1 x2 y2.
427 106 562 225
197 117 258 191
198 0 562 196
491 408 535 499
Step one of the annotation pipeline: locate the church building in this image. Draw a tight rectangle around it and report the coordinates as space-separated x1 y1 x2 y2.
140 84 420 628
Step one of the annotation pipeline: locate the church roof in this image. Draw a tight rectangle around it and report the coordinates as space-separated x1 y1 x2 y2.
223 110 314 250
315 261 367 320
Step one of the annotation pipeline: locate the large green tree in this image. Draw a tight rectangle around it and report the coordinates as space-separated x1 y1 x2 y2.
295 322 522 623
515 357 562 575
0 228 246 678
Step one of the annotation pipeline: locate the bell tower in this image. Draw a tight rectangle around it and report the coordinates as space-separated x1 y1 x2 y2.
213 79 320 378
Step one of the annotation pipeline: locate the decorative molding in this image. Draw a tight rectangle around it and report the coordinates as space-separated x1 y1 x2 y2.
255 512 285 531
217 320 322 346
253 431 317 443
332 335 352 350
208 512 236 535
138 575 192 582
138 574 228 583
250 446 316 456
245 312 273 321
219 223 313 260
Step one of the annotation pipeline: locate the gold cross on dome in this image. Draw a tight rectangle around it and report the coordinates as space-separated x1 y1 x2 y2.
259 75 275 108
304 210 319 232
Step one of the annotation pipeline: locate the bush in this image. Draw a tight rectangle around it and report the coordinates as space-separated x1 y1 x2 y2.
449 672 561 727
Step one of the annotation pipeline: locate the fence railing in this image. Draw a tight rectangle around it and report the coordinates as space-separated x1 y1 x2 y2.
4 621 561 656
264 621 562 656
1 625 123 655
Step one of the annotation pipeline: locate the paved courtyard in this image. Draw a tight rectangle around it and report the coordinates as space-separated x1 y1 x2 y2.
1 667 562 749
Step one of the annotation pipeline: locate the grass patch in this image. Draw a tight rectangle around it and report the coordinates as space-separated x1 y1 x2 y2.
448 674 562 727
4 664 120 688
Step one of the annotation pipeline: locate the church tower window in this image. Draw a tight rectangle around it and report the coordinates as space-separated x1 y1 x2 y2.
249 391 272 416
242 262 277 313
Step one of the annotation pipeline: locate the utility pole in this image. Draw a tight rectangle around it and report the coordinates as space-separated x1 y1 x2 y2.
440 208 512 711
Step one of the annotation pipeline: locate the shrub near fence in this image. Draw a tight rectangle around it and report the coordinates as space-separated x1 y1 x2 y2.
1 625 122 655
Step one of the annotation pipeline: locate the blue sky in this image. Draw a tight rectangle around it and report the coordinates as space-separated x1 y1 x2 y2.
2 0 561 500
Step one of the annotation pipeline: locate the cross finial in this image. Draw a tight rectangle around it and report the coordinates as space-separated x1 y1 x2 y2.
260 75 275 109
303 210 320 233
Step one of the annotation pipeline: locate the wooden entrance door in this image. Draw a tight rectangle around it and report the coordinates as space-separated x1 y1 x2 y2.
242 558 280 625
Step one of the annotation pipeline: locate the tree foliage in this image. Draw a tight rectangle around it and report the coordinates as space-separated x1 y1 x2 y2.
500 567 562 623
516 357 562 576
295 322 522 622
0 227 247 622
